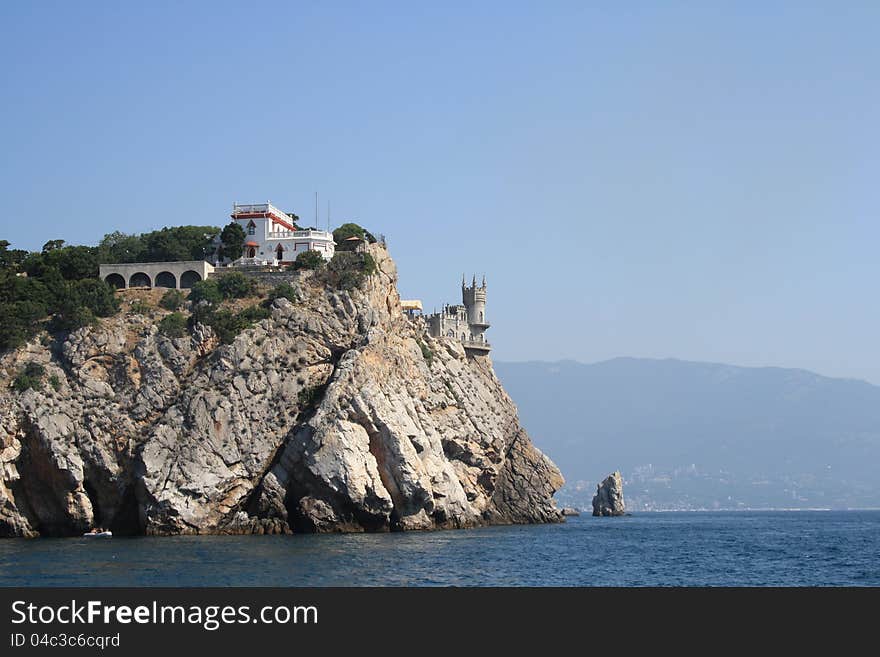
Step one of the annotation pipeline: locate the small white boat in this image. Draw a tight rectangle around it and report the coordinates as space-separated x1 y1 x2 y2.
83 531 112 538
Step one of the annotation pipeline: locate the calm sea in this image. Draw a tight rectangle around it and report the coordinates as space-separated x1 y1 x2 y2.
1 511 878 586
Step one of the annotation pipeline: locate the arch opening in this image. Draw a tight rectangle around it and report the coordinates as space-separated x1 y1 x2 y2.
180 270 202 289
155 271 176 288
104 273 125 289
129 272 151 288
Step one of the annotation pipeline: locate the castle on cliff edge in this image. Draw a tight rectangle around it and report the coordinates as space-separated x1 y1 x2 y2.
423 276 491 355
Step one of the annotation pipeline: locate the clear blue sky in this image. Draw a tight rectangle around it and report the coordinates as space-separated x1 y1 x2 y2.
2 2 879 382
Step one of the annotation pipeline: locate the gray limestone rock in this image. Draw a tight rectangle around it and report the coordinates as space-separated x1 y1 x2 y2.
0 245 563 536
592 471 626 517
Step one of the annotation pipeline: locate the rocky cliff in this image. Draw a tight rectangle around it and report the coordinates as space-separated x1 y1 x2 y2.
0 246 563 537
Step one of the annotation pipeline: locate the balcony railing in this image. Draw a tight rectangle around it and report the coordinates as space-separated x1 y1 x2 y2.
231 256 279 268
233 202 274 214
461 339 491 351
232 202 297 224
269 229 334 240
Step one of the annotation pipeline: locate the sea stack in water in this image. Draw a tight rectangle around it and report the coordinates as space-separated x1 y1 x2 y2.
592 471 626 517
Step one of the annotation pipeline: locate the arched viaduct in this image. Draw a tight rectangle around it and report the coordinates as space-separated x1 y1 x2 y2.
98 261 215 290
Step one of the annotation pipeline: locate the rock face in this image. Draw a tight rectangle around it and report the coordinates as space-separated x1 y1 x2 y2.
592 471 625 517
0 245 563 537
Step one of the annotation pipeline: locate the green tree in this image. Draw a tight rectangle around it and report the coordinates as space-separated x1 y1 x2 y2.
21 245 99 281
290 250 325 271
204 309 248 344
333 223 376 251
0 270 50 306
0 300 47 350
158 312 188 338
68 279 120 317
0 241 28 269
220 223 245 261
188 279 223 305
216 271 257 299
48 305 96 333
97 231 146 264
53 246 100 280
132 226 220 262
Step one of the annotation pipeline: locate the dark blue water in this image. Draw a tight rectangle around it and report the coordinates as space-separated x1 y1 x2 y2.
1 512 878 586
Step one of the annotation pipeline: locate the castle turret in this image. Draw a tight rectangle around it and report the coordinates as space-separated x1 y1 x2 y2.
462 274 489 342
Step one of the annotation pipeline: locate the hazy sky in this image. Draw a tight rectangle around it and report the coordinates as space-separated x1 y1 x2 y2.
2 3 879 382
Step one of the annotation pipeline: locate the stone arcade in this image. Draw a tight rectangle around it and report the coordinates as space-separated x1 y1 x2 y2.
99 260 215 290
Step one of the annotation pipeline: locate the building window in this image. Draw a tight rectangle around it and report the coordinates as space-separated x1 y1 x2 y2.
247 220 256 235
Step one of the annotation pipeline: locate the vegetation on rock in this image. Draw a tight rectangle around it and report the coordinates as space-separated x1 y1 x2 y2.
320 251 378 290
13 362 46 393
332 222 377 250
158 312 188 338
159 289 185 311
216 271 258 299
98 226 219 264
289 250 325 271
268 282 298 303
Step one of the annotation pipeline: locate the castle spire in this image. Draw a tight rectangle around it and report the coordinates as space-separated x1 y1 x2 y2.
482 274 486 288
472 274 476 287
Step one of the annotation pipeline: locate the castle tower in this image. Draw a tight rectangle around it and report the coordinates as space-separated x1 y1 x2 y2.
462 274 489 342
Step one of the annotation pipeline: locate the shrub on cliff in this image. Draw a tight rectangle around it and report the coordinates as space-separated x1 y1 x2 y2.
268 282 298 303
189 303 270 344
237 304 271 323
188 279 223 305
158 312 188 338
13 362 46 392
216 271 258 299
319 251 378 291
159 289 185 311
289 250 325 271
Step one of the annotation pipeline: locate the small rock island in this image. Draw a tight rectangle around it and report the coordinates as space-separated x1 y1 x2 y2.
592 471 626 517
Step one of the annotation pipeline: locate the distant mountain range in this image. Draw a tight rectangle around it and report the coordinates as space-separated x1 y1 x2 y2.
494 358 880 511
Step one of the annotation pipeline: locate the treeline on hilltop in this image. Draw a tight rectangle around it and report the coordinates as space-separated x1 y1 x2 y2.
0 226 219 351
1 222 379 354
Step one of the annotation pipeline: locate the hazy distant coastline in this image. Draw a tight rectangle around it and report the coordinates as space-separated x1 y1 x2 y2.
496 357 880 512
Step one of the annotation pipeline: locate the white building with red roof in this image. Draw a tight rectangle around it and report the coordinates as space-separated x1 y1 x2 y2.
226 202 335 266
